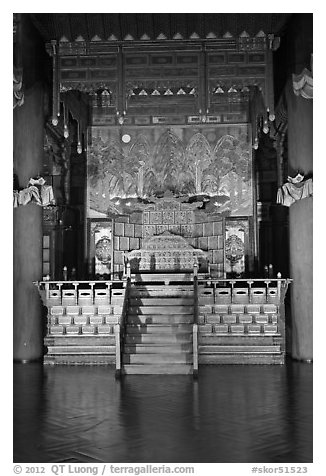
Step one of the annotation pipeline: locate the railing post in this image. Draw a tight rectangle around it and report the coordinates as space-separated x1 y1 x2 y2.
126 261 131 279
114 324 121 379
278 278 287 360
72 282 79 305
193 273 199 378
193 261 198 278
57 282 63 305
116 276 130 378
247 280 253 303
230 280 235 302
89 282 95 304
277 274 282 298
45 282 50 302
105 282 112 304
193 324 198 379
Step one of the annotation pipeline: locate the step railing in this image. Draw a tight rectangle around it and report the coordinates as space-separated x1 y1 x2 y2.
115 277 131 378
193 262 199 378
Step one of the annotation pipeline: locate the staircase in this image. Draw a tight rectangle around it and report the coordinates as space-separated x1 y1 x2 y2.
122 284 195 374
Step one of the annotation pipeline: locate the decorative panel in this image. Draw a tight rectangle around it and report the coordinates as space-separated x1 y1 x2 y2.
51 39 269 125
61 70 87 80
176 55 199 64
228 53 246 63
88 219 113 277
238 66 265 76
141 197 196 238
225 218 250 278
150 55 173 65
125 56 148 65
208 54 226 64
60 57 78 67
97 57 118 67
87 124 253 219
79 57 97 67
248 53 265 63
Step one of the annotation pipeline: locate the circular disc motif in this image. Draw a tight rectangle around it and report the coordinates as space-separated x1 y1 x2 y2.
95 237 111 264
225 234 245 264
122 134 131 143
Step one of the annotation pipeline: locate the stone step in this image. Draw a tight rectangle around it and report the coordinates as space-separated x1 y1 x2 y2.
128 306 194 315
46 345 116 355
129 297 194 306
123 364 194 375
125 324 192 334
198 335 280 345
130 285 194 297
199 345 281 354
127 314 193 325
125 333 192 344
123 353 193 364
44 354 115 365
124 343 193 353
131 273 194 284
199 354 284 365
44 335 116 345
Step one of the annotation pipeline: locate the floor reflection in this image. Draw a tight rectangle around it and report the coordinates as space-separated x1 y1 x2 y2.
13 360 312 463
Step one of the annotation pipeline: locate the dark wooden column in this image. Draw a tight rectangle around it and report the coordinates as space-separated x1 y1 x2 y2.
273 13 313 361
286 79 313 361
13 15 47 361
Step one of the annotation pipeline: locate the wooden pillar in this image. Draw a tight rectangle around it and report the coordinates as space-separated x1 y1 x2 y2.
286 79 313 361
272 14 313 361
13 15 46 361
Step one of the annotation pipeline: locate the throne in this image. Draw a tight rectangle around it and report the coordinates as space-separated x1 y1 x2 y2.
126 231 208 282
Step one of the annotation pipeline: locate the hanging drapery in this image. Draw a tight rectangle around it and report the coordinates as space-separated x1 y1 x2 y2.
293 68 313 99
292 54 313 99
13 68 24 109
277 174 313 207
13 177 56 208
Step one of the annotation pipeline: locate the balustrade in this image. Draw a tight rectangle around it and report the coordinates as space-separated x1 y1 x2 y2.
197 277 291 305
196 277 292 364
34 280 127 307
34 276 291 366
34 280 127 365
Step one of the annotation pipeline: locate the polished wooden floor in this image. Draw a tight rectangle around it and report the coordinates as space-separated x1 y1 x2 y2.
13 360 312 463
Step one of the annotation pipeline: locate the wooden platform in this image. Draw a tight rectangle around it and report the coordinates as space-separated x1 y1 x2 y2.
35 274 291 370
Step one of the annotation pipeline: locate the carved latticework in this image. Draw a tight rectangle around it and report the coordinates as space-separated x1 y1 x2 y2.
141 196 197 238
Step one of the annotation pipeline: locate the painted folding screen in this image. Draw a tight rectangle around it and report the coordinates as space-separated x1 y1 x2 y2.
86 124 253 219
